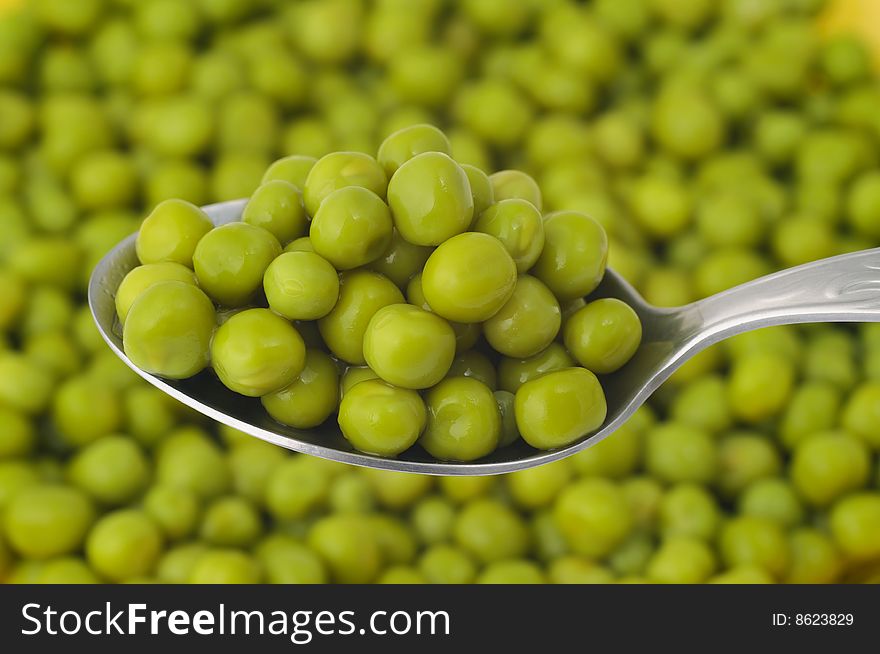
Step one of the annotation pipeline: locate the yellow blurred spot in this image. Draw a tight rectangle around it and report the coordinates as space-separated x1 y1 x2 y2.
0 0 23 15
818 0 880 70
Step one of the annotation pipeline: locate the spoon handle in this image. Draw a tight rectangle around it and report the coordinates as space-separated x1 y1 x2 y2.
690 247 880 342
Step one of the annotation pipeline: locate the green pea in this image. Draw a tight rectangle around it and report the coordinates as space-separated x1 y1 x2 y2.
86 351 141 391
669 374 732 433
145 159 208 207
156 543 208 584
156 428 230 500
659 483 721 541
482 393 518 452
435 476 493 505
310 186 393 270
340 366 380 397
515 368 606 450
387 151 473 246
262 154 317 191
461 164 494 220
369 514 417 565
474 200 544 274
284 236 315 253
716 431 782 498
498 342 575 393
420 232 516 323
549 556 615 584
533 211 608 301
199 496 262 547
489 170 542 210
719 516 789 579
564 298 641 374
122 386 180 447
3 484 95 559
338 379 426 457
507 459 574 510
255 534 327 584
696 192 764 248
213 88 277 153
308 514 382 584
453 79 533 147
131 40 191 95
9 238 81 289
188 549 262 584
115 263 198 323
477 559 545 584
554 478 633 558
829 493 880 562
0 352 55 415
652 87 724 160
367 229 433 288
225 440 283 502
485 276 560 358
647 537 716 584
627 175 692 238
785 528 843 584
68 435 149 505
20 285 75 337
443 350 496 390
264 457 331 520
0 89 33 148
303 151 387 217
410 496 456 546
262 349 339 429
421 377 500 461
645 422 717 484
377 566 427 584
363 304 455 389
418 544 476 584
453 498 529 563
841 382 880 449
791 432 869 507
123 281 216 380
0 406 35 459
143 485 200 541
570 421 641 478
594 110 645 169
328 471 375 513
804 329 858 389
193 222 281 307
34 557 99 584
727 353 795 424
85 509 162 581
136 199 212 268
772 215 836 267
739 478 804 528
52 375 123 447
319 270 404 365
263 251 340 321
242 180 308 245
361 468 432 510
281 119 335 160
211 308 305 397
709 566 775 584
377 123 452 176
846 171 880 238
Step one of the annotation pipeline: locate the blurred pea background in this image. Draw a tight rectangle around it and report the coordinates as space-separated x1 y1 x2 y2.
2 0 880 585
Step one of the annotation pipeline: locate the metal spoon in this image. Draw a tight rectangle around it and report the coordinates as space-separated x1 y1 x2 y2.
89 199 880 475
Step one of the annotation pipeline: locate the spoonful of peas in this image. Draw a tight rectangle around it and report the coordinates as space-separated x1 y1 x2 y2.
89 197 880 475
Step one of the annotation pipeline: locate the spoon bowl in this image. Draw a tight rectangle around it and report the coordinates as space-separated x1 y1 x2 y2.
89 199 880 475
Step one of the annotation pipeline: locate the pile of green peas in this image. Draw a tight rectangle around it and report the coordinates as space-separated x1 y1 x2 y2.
2 0 880 584
120 124 640 460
